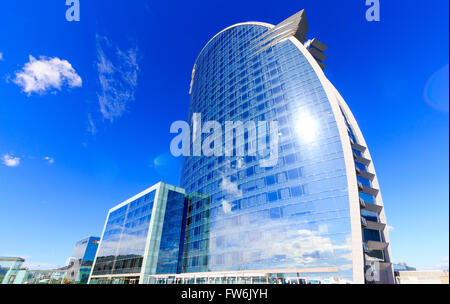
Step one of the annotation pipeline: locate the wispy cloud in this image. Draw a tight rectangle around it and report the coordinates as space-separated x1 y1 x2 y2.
2 154 57 167
43 156 54 165
435 256 449 270
0 52 3 61
218 174 243 215
96 35 139 122
23 261 61 271
87 113 97 135
13 55 82 95
2 153 20 167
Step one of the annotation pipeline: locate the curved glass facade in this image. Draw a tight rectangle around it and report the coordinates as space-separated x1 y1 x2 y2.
181 24 354 282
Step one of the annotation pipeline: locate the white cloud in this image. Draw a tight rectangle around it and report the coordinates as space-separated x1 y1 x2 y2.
0 52 3 61
43 156 54 165
13 55 82 95
96 35 139 122
2 154 20 167
216 225 353 268
387 225 394 232
435 256 449 270
222 200 232 214
220 174 242 198
236 157 244 169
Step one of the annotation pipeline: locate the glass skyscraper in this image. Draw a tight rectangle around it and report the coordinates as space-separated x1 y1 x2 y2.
90 10 394 284
179 10 393 284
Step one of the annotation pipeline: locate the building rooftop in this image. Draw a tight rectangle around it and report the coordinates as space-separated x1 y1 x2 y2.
0 256 25 262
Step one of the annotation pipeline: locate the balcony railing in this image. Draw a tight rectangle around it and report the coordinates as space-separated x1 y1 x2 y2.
361 217 368 228
350 140 367 153
360 201 383 214
365 220 386 231
356 167 375 181
353 154 371 166
359 198 366 209
363 243 370 253
358 182 379 196
365 240 389 251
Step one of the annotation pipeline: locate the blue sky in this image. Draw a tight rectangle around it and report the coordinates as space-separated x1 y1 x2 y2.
0 0 448 270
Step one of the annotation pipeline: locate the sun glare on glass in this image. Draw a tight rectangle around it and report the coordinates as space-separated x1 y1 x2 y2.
294 113 318 142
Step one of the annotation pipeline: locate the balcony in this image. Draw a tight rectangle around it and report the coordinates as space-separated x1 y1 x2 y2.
308 38 328 52
365 220 386 231
365 240 389 251
361 201 383 214
350 140 367 153
353 154 371 166
356 167 375 181
308 47 327 62
358 182 379 196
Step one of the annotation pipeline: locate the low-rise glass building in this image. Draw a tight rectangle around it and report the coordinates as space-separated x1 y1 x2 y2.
89 182 187 284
